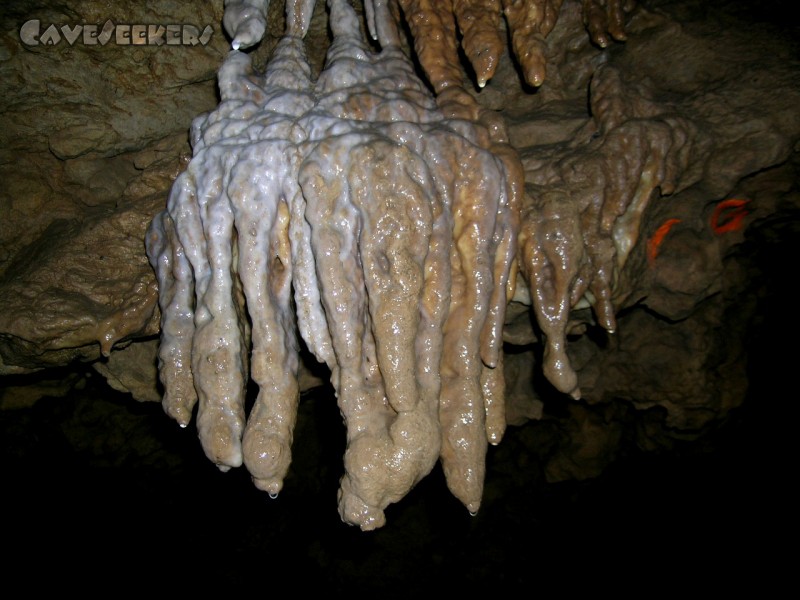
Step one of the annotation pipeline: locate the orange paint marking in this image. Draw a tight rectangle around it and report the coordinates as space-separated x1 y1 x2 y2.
711 198 751 234
647 218 682 264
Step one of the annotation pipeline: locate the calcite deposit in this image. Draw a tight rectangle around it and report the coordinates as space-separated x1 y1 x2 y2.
395 0 635 90
517 65 693 398
148 0 519 529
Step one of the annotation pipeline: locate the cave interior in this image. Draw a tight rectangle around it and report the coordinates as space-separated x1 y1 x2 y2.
0 0 797 591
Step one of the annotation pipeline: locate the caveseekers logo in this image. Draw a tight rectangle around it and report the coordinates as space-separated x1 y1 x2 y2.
20 19 214 46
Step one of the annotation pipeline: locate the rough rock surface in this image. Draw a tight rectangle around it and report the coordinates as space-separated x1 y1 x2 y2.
1 0 798 509
0 1 227 374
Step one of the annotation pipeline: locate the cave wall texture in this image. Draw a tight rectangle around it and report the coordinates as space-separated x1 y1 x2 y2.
0 0 798 538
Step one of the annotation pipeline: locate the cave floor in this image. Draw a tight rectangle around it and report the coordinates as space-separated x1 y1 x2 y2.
1 360 786 594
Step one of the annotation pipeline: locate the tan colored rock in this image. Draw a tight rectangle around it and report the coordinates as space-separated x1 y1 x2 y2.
92 339 161 403
0 1 226 372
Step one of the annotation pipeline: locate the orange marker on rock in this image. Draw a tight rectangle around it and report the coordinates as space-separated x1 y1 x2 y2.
711 198 750 234
647 218 681 264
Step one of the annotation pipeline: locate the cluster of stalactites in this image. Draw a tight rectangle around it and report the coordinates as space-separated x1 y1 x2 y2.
518 64 693 399
389 0 678 403
394 0 635 90
223 1 636 89
147 0 521 530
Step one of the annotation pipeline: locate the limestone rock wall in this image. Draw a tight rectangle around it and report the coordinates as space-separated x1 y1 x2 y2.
0 1 226 375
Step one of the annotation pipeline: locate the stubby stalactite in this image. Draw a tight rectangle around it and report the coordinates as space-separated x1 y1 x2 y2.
145 0 682 530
